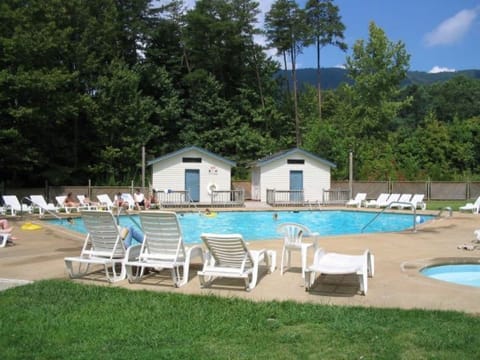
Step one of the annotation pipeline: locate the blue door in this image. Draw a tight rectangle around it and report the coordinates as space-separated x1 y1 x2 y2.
185 169 200 202
289 170 303 202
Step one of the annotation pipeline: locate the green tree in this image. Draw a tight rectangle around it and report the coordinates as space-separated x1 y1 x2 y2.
90 61 158 184
265 0 309 146
304 0 347 120
341 22 410 178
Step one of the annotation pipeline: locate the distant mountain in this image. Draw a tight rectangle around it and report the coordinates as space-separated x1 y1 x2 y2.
278 68 480 90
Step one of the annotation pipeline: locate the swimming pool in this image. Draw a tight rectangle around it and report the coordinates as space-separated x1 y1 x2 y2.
421 264 480 288
49 210 433 244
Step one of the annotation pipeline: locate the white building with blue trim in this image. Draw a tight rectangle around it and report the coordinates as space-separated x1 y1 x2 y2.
250 148 336 203
148 146 236 203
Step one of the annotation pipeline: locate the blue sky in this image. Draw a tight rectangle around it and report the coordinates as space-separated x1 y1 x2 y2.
294 0 480 72
178 0 480 73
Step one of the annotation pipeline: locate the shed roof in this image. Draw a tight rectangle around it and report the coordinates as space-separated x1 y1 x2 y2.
147 146 236 167
251 148 336 168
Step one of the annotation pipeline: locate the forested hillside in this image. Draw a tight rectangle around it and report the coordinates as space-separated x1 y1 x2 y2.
281 68 480 90
1 0 480 188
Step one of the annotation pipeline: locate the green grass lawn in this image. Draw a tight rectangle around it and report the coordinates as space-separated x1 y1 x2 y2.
1 280 479 359
426 200 468 212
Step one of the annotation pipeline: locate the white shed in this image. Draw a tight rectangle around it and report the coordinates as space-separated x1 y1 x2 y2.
250 148 336 203
148 146 236 203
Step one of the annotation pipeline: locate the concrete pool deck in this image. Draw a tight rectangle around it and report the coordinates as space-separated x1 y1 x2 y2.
1 207 479 315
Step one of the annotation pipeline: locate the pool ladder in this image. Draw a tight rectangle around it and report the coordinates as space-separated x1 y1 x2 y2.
361 202 418 233
437 206 452 217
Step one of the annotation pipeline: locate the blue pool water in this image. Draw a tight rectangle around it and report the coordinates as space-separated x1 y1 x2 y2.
421 264 480 288
49 210 433 244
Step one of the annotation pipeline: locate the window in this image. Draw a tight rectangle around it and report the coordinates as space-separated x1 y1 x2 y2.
287 159 304 165
182 157 202 163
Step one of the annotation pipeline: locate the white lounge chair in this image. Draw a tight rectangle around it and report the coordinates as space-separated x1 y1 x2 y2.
364 193 389 208
77 195 98 210
29 195 58 215
198 233 276 291
2 195 32 216
64 211 141 282
400 194 426 210
96 194 115 211
121 193 135 210
55 195 84 213
305 248 374 295
380 193 400 208
459 196 480 214
277 223 319 278
345 193 367 208
124 211 204 287
389 194 412 209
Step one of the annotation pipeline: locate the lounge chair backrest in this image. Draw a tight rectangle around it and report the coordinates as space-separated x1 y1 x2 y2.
276 222 312 247
97 194 114 208
2 195 22 210
30 195 49 208
474 196 480 207
56 196 67 207
356 193 367 201
398 194 412 203
410 194 424 205
121 193 135 208
81 211 125 258
386 193 400 203
77 195 86 205
200 233 254 270
139 211 185 260
376 193 389 203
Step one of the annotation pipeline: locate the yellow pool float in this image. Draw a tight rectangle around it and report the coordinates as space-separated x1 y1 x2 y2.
203 212 217 218
21 222 42 231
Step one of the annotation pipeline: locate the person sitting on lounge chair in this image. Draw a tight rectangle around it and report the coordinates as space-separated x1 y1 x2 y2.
1 218 13 233
64 192 80 207
133 188 150 210
1 218 17 243
114 192 128 209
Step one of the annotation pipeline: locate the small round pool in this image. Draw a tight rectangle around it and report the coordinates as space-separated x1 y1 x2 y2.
421 264 480 288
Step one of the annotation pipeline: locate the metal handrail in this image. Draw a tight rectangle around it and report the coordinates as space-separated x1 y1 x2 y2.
438 206 452 217
361 202 417 233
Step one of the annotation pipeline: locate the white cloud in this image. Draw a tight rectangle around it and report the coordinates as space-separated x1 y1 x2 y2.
428 66 456 74
424 7 479 46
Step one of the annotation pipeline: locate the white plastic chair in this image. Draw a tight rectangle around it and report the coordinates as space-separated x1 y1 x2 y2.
276 223 319 279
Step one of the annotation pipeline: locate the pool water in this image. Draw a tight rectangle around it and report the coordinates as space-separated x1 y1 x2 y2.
49 210 433 244
421 264 480 288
